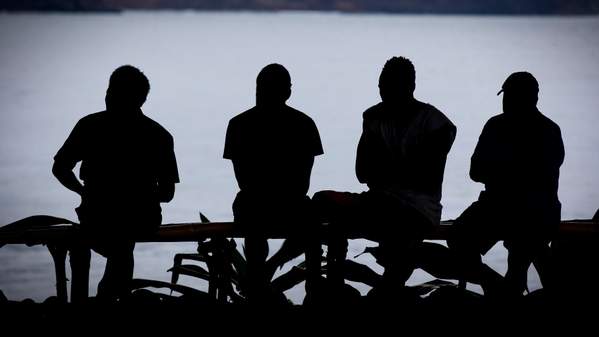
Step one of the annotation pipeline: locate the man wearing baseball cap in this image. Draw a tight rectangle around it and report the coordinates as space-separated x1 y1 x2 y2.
448 71 564 298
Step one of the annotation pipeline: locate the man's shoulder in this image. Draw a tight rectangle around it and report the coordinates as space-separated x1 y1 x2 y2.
285 105 317 127
230 105 317 128
140 114 174 141
228 107 257 125
362 102 384 119
483 114 505 128
418 101 455 130
537 111 561 132
69 111 108 133
78 110 105 124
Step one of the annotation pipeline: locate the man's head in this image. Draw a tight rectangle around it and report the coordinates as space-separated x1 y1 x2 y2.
105 65 150 111
498 71 539 115
256 63 292 106
379 56 416 104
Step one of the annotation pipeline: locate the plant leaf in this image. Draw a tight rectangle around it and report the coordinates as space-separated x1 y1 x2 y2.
167 264 211 282
342 260 382 287
130 278 213 301
0 215 76 233
199 212 211 224
0 215 77 247
271 266 306 292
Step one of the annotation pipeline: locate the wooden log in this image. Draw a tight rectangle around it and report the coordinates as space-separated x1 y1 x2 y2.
1 218 598 245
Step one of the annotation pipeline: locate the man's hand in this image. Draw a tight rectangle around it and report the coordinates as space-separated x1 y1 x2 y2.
52 160 84 196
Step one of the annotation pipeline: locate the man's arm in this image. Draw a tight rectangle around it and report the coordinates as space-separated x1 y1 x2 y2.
356 121 390 187
53 120 85 196
289 156 314 196
411 123 457 193
355 134 368 184
469 121 494 184
231 159 249 192
157 133 179 203
52 160 84 196
356 118 375 185
553 124 565 169
157 182 175 203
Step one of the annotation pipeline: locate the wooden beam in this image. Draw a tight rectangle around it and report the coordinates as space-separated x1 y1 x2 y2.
1 218 598 246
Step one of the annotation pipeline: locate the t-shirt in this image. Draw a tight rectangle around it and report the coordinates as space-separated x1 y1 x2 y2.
470 109 564 226
223 104 323 201
54 109 179 223
356 100 456 225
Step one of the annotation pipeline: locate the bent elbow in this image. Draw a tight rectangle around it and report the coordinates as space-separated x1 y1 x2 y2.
163 193 174 203
357 174 368 184
52 161 65 179
469 167 484 183
158 184 175 203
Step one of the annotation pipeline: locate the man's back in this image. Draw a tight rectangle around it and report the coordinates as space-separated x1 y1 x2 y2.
55 109 179 222
356 100 456 224
470 110 564 223
224 63 323 224
224 105 323 200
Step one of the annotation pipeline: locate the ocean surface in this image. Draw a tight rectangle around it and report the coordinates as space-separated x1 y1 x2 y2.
1 11 598 303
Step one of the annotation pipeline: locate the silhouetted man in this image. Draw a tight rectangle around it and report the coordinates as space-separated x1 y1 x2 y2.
448 72 564 297
53 65 179 302
314 57 456 296
223 64 323 302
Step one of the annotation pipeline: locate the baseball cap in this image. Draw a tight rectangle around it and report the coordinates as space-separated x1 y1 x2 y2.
497 71 539 96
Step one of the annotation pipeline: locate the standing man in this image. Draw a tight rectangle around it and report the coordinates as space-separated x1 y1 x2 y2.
448 72 564 297
53 65 180 302
223 63 324 303
314 56 456 296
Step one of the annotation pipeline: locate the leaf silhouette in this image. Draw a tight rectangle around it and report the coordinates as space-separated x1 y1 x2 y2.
130 278 213 302
199 212 211 224
167 264 211 282
271 266 306 293
0 215 76 232
342 260 382 287
0 215 77 247
411 279 458 296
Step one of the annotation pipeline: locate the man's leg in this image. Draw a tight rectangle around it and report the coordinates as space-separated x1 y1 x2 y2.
313 191 359 289
96 241 135 301
504 239 541 297
377 237 421 290
447 202 504 295
69 243 91 304
244 236 270 302
532 240 554 292
371 202 435 296
301 233 324 303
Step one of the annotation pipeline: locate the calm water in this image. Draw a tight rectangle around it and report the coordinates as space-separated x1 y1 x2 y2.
1 11 598 303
